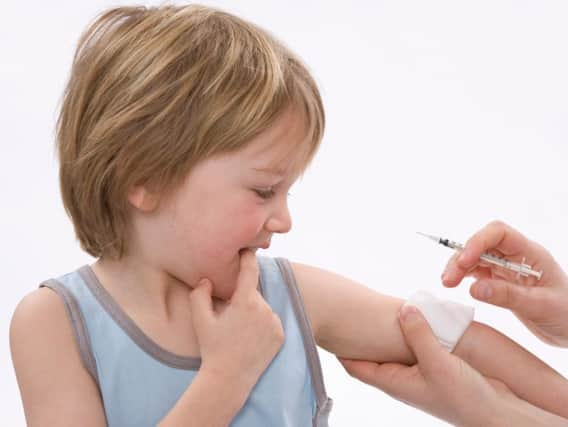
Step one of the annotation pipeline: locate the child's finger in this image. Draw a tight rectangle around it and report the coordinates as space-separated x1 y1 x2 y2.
232 249 260 302
189 279 215 329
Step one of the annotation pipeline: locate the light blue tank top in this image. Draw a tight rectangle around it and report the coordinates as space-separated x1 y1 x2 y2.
40 256 332 426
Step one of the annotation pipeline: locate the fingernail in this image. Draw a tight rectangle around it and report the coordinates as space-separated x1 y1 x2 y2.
199 278 209 286
458 251 468 265
399 304 418 322
475 282 492 300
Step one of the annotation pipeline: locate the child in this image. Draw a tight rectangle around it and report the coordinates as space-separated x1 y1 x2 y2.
9 5 568 426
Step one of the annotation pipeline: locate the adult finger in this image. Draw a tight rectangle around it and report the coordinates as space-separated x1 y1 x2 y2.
398 305 448 381
338 357 384 386
338 357 423 399
231 249 260 302
458 221 529 271
441 252 462 287
442 221 530 287
442 251 493 287
469 278 551 319
485 377 512 395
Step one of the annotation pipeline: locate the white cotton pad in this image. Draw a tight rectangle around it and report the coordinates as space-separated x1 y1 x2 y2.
404 290 474 352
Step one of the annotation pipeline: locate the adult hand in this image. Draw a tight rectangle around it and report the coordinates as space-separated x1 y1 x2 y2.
442 220 568 347
339 305 508 427
189 249 284 393
338 305 568 427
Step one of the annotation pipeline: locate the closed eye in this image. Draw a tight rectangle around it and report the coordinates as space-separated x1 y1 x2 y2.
254 188 276 199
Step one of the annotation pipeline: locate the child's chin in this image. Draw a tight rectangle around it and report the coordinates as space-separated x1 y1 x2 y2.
212 285 235 302
240 247 259 254
211 271 239 301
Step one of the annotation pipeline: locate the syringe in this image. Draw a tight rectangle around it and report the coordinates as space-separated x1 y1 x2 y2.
417 232 542 280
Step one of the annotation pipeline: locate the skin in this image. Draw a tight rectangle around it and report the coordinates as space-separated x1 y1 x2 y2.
10 106 309 426
339 306 568 427
10 110 568 425
338 221 568 425
292 261 568 419
442 220 568 347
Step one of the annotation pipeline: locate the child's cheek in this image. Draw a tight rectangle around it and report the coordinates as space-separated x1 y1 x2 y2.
229 204 267 239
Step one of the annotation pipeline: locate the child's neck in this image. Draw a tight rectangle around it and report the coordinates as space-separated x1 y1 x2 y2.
91 255 205 357
92 254 191 322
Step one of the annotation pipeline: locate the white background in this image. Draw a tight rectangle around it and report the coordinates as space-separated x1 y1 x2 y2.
2 1 567 425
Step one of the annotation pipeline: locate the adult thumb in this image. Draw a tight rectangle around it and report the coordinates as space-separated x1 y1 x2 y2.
470 279 549 319
189 279 215 329
398 304 446 379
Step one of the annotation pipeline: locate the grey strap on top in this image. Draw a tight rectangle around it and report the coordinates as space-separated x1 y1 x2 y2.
39 279 100 385
274 258 333 426
77 265 201 370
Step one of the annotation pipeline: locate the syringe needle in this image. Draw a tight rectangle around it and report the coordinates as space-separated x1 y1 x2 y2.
417 231 542 280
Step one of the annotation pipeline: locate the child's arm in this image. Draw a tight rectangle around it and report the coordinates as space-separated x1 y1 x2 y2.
341 306 568 427
11 252 281 427
10 289 108 426
10 289 250 427
291 262 568 419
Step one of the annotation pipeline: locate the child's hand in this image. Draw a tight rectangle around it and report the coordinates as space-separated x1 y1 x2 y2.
442 220 568 347
189 250 285 393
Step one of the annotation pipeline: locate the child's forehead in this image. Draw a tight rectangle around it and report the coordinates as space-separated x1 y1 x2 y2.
242 111 312 176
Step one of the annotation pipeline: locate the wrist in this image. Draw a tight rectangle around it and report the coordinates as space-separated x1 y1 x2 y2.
455 392 507 427
159 366 253 426
199 364 256 405
489 393 568 427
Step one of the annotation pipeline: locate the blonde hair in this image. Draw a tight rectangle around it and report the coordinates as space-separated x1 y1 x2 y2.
57 4 325 259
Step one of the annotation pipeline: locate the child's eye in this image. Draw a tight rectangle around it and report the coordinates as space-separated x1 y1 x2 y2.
254 188 275 199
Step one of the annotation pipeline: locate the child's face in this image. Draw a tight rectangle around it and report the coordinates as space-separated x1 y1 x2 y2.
136 107 311 299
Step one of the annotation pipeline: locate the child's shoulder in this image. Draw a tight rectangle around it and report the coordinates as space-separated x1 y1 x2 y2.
10 287 73 358
12 287 66 328
10 288 107 423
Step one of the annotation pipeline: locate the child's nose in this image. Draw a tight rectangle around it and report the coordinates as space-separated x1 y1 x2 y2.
265 200 292 234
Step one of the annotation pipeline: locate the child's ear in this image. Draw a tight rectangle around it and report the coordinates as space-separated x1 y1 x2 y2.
127 185 159 212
